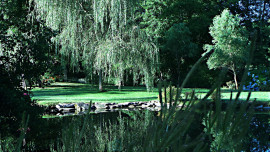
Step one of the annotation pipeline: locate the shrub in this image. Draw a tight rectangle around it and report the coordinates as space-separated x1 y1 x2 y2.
0 68 44 147
42 72 56 85
243 68 270 91
226 81 236 90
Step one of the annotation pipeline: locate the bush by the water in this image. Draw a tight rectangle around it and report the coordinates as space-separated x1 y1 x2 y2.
0 69 44 150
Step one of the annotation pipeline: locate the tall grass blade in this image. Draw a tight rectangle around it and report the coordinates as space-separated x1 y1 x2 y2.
201 68 228 102
15 113 29 152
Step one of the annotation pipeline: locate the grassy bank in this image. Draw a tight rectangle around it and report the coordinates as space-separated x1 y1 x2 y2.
31 82 270 106
31 82 159 106
221 90 270 102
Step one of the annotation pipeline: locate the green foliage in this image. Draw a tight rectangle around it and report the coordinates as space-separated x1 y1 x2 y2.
0 1 47 148
185 64 217 88
138 0 236 85
164 23 197 63
244 114 270 151
0 0 55 87
159 85 201 103
0 71 44 143
33 0 159 91
245 66 270 91
229 1 270 66
158 85 177 102
1 1 268 151
162 23 197 81
139 0 169 39
204 9 250 71
226 81 236 89
139 0 237 42
14 94 253 151
204 9 251 88
42 71 56 84
204 101 253 151
0 137 16 152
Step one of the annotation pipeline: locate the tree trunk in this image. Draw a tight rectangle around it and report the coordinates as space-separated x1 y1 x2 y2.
99 69 103 92
233 70 238 90
118 80 121 91
21 74 27 90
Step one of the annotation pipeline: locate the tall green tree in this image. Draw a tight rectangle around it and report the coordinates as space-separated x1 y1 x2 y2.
0 0 51 139
33 0 158 91
139 0 169 40
0 0 54 89
138 0 239 86
230 0 270 67
162 23 197 82
203 9 250 89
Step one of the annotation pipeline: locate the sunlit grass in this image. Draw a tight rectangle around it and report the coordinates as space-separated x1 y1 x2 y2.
32 82 159 105
31 82 270 106
220 90 270 102
197 89 270 102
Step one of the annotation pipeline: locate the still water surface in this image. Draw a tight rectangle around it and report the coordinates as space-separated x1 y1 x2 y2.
23 111 270 151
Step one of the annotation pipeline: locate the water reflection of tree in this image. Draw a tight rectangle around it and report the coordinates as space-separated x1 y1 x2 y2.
204 111 270 152
203 108 253 151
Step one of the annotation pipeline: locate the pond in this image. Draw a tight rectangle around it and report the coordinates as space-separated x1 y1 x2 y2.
17 110 270 152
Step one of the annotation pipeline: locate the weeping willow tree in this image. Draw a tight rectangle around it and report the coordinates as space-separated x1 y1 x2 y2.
31 0 159 91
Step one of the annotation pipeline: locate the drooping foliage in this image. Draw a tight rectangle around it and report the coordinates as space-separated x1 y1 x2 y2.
33 0 159 90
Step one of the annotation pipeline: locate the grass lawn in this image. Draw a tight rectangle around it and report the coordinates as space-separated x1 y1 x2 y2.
31 82 270 106
32 82 159 106
220 89 270 102
197 89 270 103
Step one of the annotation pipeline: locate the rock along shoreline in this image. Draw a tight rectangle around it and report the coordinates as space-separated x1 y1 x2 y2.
46 100 163 116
